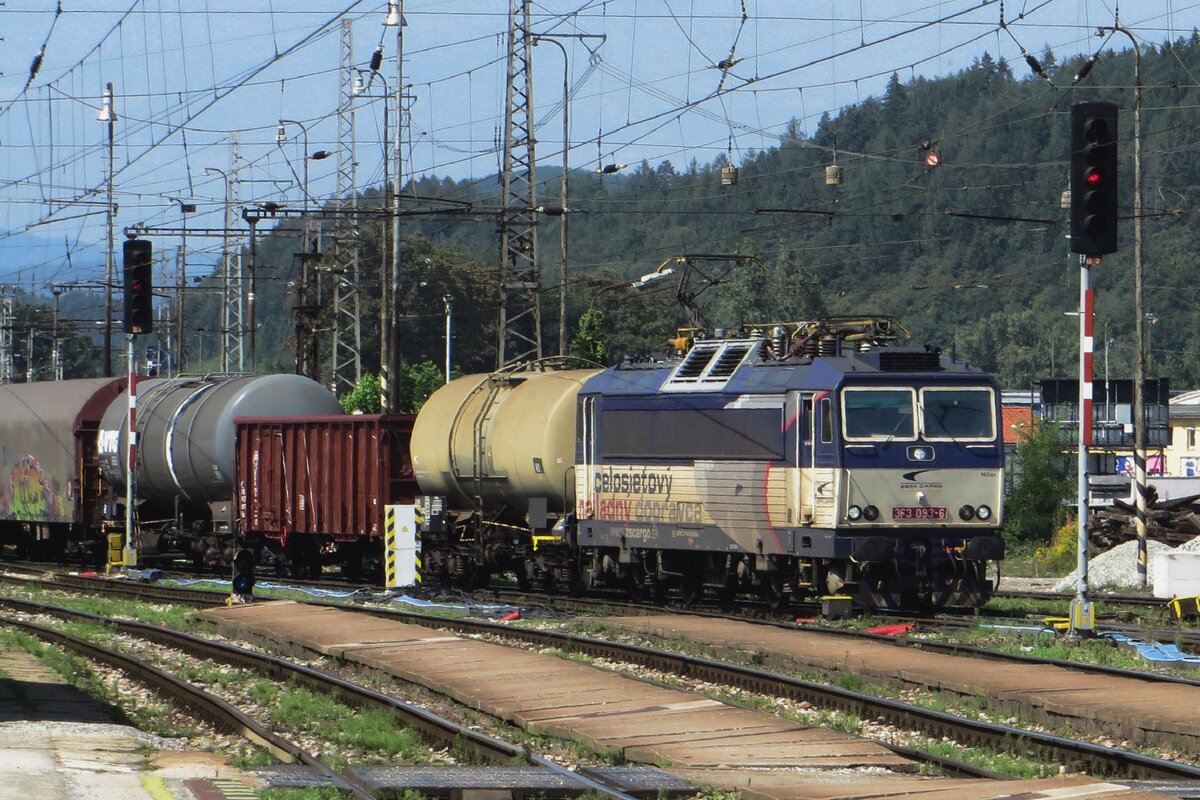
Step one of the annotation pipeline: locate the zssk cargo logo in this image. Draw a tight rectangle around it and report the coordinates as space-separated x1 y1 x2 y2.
899 468 943 490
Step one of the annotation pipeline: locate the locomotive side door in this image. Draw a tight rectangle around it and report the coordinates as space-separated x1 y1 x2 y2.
810 390 838 527
795 394 813 524
576 395 596 520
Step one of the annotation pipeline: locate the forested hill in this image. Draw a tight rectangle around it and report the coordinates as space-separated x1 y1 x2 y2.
388 35 1200 390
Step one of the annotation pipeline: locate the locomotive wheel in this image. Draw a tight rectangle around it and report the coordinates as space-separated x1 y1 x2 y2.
626 563 664 604
761 573 790 611
679 571 704 606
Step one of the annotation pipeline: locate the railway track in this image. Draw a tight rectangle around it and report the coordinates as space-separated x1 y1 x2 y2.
9 569 1200 780
0 594 650 800
0 607 377 799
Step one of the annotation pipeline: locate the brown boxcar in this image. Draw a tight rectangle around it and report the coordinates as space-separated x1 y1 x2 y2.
234 414 418 577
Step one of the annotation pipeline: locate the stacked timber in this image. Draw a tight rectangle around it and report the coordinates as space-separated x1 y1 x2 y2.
1090 490 1200 550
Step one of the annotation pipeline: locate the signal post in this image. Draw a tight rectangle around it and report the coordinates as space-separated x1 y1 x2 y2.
1068 101 1119 636
121 238 154 569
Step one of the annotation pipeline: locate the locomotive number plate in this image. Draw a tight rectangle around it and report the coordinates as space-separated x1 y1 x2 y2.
891 506 948 520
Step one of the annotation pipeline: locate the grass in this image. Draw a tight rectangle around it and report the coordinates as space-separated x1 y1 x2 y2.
267 685 428 769
258 788 362 800
0 584 212 634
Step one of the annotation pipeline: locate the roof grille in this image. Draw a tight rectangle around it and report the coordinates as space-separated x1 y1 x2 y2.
664 340 758 391
879 351 942 372
708 344 752 379
674 344 718 379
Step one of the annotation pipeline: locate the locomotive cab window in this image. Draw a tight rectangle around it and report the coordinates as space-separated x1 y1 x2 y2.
919 388 996 441
842 388 916 441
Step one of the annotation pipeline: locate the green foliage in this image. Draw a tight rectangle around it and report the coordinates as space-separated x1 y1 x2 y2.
396 360 445 413
1035 519 1082 577
568 308 607 364
1004 420 1073 544
340 373 382 414
338 365 442 414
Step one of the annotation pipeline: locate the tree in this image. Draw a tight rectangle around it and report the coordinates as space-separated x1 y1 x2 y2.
396 360 446 413
569 308 607 365
1004 420 1073 544
340 373 382 414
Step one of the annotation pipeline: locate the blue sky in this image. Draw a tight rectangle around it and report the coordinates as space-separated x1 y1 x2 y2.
0 0 1194 292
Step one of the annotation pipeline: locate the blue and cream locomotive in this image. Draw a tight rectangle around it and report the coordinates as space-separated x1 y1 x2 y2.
412 317 1005 609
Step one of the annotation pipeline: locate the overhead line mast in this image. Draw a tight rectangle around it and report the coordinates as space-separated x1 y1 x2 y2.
332 18 363 393
497 0 541 368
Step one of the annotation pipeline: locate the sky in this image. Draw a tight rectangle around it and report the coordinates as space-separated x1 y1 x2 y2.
0 0 1195 296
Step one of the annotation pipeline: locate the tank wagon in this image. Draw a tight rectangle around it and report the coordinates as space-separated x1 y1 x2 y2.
0 373 341 565
413 318 1005 609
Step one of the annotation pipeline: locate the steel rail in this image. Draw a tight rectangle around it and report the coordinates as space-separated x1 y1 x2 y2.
11 570 1200 778
0 567 228 607
0 596 644 800
11 570 1200 688
340 604 1200 781
0 613 377 799
477 587 1200 690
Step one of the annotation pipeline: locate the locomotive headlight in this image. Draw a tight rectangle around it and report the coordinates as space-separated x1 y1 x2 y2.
976 504 993 521
958 504 976 521
863 505 880 521
847 505 863 521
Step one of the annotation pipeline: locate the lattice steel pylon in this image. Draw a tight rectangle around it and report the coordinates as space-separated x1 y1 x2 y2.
0 295 11 383
497 0 541 368
331 18 362 392
221 134 245 372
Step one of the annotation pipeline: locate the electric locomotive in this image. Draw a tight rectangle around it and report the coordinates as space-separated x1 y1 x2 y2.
413 317 1004 609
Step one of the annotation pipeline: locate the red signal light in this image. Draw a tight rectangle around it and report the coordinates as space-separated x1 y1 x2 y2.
1085 169 1102 186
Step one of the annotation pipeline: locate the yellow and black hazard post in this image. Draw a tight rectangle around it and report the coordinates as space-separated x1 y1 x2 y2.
105 532 125 574
384 504 423 589
384 506 398 589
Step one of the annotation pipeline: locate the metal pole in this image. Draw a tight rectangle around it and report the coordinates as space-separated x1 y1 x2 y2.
1100 25 1147 586
124 334 138 568
52 287 62 381
204 166 232 372
103 83 116 378
444 294 452 383
1070 256 1095 635
1104 320 1111 424
383 3 404 413
181 208 187 370
248 220 258 370
535 37 571 357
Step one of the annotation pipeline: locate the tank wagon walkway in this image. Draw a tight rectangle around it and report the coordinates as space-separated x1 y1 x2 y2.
603 615 1200 752
200 602 1165 800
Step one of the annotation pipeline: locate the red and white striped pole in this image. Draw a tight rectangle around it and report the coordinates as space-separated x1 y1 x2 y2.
124 335 139 568
1071 256 1096 635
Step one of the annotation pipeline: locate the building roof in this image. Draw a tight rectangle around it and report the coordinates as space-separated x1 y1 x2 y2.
1002 404 1033 445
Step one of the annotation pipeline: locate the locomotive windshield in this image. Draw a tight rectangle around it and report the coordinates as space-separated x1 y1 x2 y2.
842 386 996 442
919 388 995 440
842 388 915 440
